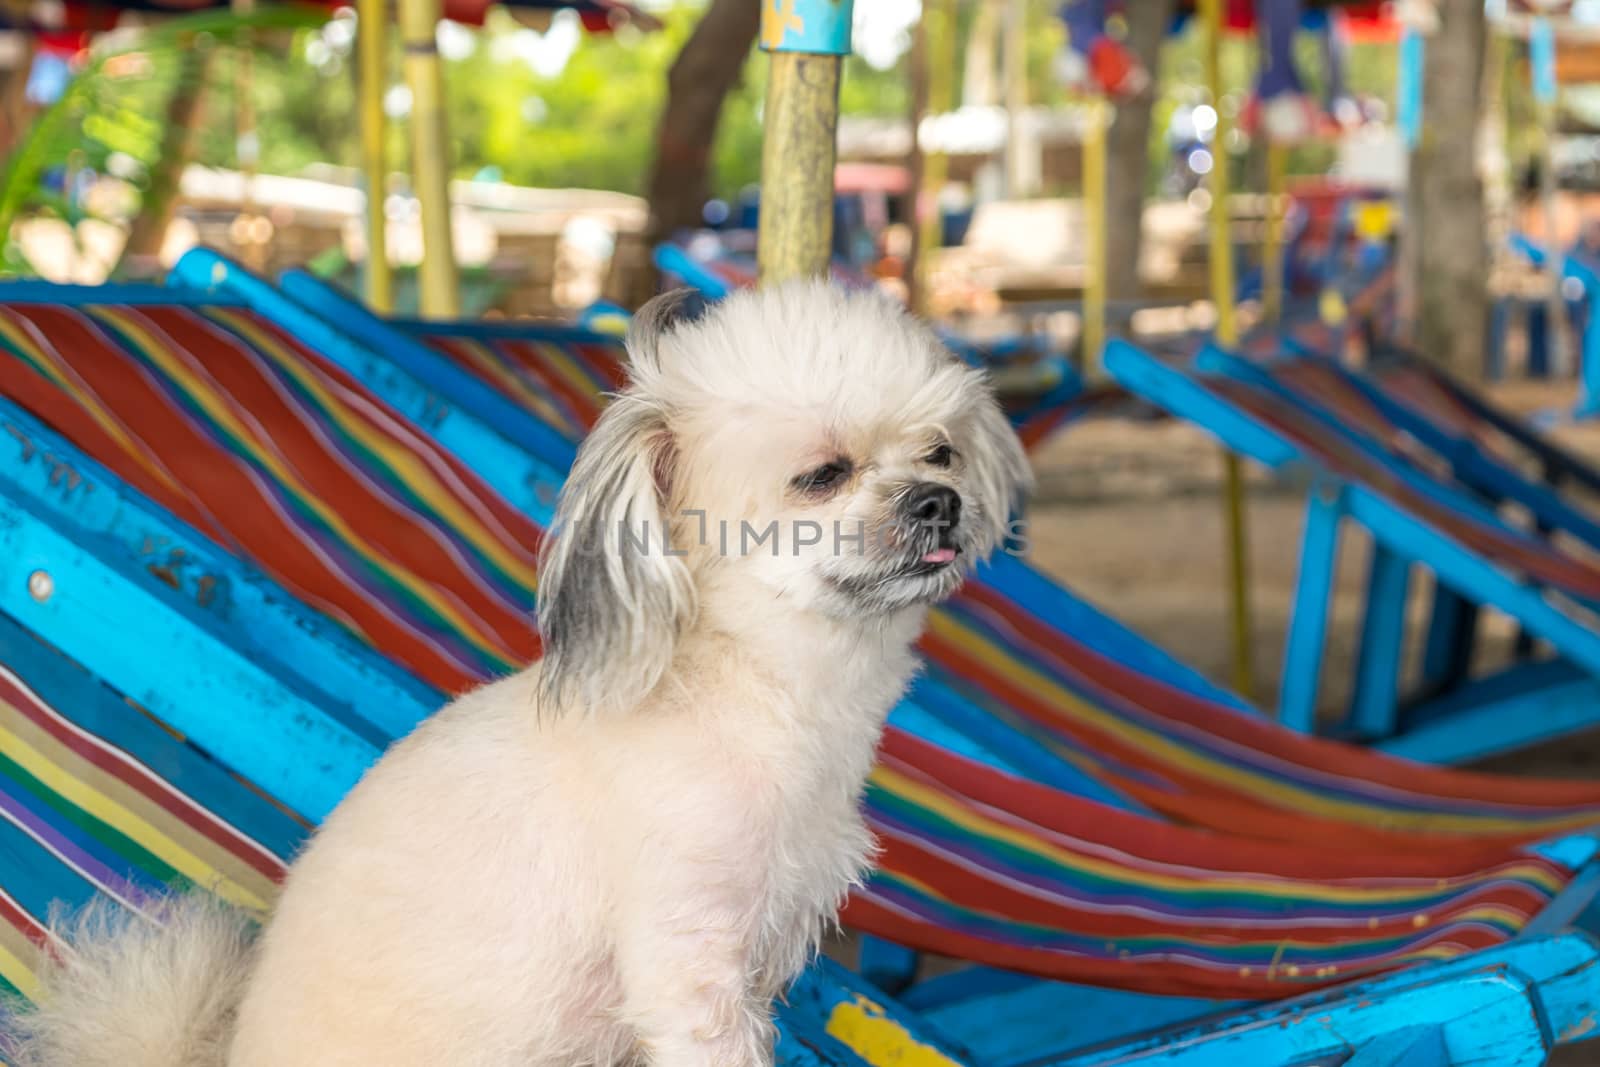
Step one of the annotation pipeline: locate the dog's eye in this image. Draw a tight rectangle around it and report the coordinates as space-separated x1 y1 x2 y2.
792 461 851 494
925 443 956 468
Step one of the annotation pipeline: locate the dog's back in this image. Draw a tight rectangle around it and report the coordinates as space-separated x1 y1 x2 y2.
8 894 256 1067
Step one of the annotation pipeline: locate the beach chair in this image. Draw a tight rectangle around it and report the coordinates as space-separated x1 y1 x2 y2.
11 276 1600 1064
2 359 1599 1067
1101 335 1600 765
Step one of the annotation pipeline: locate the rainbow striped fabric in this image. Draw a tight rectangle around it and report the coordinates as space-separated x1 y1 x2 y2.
0 612 301 1008
1 298 1599 1003
412 328 626 446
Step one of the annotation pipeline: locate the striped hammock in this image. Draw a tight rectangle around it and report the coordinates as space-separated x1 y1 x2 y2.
1 299 1598 1003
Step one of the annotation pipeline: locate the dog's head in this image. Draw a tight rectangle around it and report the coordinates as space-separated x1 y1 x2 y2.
537 281 1031 711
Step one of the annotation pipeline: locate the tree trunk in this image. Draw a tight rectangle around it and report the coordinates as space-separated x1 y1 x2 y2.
1413 0 1487 379
119 47 211 276
1103 0 1174 302
644 0 761 246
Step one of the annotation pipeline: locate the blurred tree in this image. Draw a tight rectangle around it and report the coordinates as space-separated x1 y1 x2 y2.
1105 0 1176 300
1414 0 1487 379
644 0 760 242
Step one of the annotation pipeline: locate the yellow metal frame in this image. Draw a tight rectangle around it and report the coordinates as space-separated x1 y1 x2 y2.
400 0 460 316
1082 96 1109 375
358 0 393 313
1199 0 1255 700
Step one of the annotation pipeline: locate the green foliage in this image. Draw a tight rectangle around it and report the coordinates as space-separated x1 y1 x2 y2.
0 5 330 273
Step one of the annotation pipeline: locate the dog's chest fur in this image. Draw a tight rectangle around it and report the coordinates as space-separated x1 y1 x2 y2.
667 613 923 994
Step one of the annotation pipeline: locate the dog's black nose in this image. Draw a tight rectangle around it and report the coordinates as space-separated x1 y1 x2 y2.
905 483 961 530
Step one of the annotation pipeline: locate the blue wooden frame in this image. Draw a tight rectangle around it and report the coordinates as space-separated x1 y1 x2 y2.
1104 339 1600 763
7 274 1600 1062
1508 234 1600 418
8 372 1600 1067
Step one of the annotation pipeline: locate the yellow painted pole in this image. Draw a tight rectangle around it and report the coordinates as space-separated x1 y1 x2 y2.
911 0 953 310
757 0 854 285
232 0 262 271
1264 141 1288 324
1200 0 1255 700
400 0 459 316
359 0 393 313
1082 96 1108 374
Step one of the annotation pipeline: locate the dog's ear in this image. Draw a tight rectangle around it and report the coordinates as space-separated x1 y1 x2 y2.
624 288 707 379
536 395 695 715
963 386 1033 558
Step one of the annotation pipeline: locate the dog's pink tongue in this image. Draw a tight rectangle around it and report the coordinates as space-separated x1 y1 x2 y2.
921 548 958 564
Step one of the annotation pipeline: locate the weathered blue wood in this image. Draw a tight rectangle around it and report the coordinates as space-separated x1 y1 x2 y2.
1051 966 1551 1066
786 957 976 1065
919 980 1234 1067
1280 482 1345 733
0 281 240 305
1343 485 1600 692
273 269 580 471
654 243 736 299
166 249 565 525
1382 670 1600 765
0 490 386 821
1103 342 1301 470
1341 1027 1447 1067
0 400 442 738
857 937 920 995
1346 546 1410 740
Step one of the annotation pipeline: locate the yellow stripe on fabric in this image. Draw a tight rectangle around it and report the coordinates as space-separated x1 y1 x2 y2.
927 612 1589 837
206 308 541 593
0 936 40 1001
0 703 280 907
0 314 191 502
826 994 967 1067
0 721 271 914
87 307 521 665
450 338 575 434
871 764 1566 902
533 340 613 405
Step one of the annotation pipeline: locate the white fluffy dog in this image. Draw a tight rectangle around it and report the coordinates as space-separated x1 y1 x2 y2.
10 281 1030 1067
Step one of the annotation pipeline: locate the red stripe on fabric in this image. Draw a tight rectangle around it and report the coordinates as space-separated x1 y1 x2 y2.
0 306 484 691
877 730 1559 873
840 891 1507 999
0 669 286 882
141 309 537 668
953 580 1600 814
869 826 1550 945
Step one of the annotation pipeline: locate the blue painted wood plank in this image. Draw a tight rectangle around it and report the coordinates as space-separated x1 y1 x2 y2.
1381 673 1600 765
1102 341 1300 470
1341 1026 1447 1067
787 957 976 1066
0 281 241 305
1346 545 1410 740
0 400 442 738
271 269 580 471
921 980 1233 1067
857 937 920 995
1051 966 1550 1067
1280 482 1345 733
0 495 384 821
166 249 566 526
